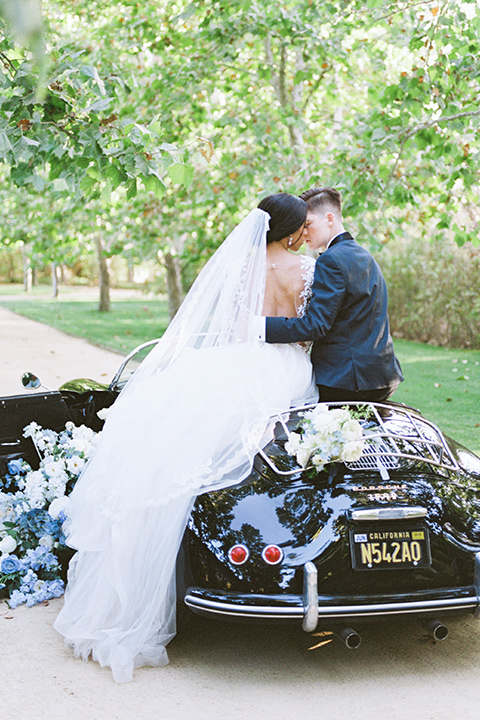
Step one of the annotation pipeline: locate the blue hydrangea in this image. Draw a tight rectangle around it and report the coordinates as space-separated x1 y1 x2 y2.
8 574 65 608
16 508 64 542
9 589 27 609
23 545 60 572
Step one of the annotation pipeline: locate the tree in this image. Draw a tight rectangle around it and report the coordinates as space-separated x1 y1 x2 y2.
1 0 479 317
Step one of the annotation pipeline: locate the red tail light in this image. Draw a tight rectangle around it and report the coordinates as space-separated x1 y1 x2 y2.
262 545 283 565
228 544 249 565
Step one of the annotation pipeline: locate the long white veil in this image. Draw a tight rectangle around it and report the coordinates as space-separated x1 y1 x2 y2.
54 208 314 682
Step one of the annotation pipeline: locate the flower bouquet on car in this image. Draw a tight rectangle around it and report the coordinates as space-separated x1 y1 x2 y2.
0 421 99 608
285 405 365 471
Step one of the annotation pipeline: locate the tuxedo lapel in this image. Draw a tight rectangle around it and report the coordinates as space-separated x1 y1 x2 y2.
325 231 354 251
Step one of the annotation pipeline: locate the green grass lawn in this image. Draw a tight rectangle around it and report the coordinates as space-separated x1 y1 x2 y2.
0 292 170 354
1 289 479 453
392 340 480 452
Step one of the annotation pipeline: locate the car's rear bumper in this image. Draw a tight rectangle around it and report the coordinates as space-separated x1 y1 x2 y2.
184 554 480 631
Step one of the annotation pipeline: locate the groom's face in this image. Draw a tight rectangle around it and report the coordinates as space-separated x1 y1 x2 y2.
303 210 332 251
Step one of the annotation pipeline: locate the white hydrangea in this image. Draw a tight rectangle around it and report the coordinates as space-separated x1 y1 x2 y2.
23 470 48 509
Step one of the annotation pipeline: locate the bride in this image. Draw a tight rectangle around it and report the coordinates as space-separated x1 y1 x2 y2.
54 192 317 682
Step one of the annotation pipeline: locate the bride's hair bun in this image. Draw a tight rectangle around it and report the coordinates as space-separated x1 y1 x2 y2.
258 193 307 244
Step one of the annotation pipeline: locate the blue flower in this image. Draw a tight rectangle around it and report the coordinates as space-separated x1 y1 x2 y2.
7 459 25 476
24 545 59 572
19 568 38 590
0 554 21 575
8 589 27 609
16 509 63 542
46 578 64 598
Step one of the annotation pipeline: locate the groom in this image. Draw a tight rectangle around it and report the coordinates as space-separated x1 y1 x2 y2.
264 186 403 402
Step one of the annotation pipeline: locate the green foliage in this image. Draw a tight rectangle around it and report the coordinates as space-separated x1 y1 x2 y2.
0 5 195 201
380 237 480 349
1 0 480 316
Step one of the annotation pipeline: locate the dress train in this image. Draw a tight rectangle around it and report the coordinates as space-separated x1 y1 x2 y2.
54 341 316 682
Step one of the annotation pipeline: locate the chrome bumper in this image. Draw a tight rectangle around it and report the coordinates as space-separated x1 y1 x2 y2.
184 559 480 630
475 551 480 619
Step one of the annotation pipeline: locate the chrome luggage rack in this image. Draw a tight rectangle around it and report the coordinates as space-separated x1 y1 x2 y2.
257 401 460 479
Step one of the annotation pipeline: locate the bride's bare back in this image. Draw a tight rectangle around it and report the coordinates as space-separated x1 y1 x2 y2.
262 250 310 318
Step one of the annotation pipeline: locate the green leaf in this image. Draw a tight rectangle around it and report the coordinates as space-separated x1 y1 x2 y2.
167 163 194 188
0 131 13 154
142 173 165 198
126 178 137 200
80 174 97 195
52 177 69 192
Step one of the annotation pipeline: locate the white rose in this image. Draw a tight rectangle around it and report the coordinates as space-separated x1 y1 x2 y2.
329 408 351 424
341 440 365 463
342 419 363 442
66 456 85 474
39 535 54 550
0 535 17 554
42 459 66 477
296 447 312 468
48 495 70 519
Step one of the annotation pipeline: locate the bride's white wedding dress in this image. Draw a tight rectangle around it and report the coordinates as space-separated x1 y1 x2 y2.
54 209 316 682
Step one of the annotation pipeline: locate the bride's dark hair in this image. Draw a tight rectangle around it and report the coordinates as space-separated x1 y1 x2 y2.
258 193 307 244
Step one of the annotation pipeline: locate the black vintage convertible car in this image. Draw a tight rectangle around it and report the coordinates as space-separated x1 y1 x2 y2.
1 341 480 645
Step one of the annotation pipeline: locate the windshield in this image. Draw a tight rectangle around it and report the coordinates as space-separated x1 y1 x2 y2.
109 340 159 391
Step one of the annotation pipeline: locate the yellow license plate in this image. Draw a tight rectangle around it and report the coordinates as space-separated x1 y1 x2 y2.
349 526 431 571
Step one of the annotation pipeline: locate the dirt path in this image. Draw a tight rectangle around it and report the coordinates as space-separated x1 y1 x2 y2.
0 305 122 396
1 305 480 720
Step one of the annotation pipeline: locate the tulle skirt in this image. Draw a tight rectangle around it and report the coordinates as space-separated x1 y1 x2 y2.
54 341 316 682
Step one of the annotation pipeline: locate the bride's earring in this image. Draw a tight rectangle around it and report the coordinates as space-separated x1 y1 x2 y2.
288 236 293 246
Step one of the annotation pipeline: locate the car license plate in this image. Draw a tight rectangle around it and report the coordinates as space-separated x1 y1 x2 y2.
349 525 431 571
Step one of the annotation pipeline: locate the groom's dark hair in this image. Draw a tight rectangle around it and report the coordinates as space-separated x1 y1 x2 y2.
299 187 342 215
258 193 307 244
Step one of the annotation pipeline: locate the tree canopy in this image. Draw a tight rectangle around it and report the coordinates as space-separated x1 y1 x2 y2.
0 0 479 307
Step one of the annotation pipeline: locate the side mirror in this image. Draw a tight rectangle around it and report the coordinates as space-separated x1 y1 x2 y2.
21 372 42 389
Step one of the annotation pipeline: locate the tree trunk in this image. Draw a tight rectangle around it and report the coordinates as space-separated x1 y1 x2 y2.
51 262 59 298
22 245 32 292
163 251 183 320
264 38 306 166
95 236 111 312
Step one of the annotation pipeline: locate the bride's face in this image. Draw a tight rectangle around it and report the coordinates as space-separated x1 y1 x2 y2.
284 224 305 251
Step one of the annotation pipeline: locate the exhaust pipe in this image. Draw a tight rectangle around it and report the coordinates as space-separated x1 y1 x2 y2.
425 618 448 641
333 627 362 649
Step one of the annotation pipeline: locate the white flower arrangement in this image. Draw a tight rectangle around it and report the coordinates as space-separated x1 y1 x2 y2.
0 421 100 608
284 405 365 471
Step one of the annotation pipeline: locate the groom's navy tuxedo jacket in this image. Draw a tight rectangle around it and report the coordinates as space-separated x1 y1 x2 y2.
265 231 403 392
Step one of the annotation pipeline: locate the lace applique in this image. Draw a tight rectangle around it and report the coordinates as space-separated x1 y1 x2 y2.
296 255 315 317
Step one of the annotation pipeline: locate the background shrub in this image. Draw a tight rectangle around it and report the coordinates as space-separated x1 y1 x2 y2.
379 238 480 349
